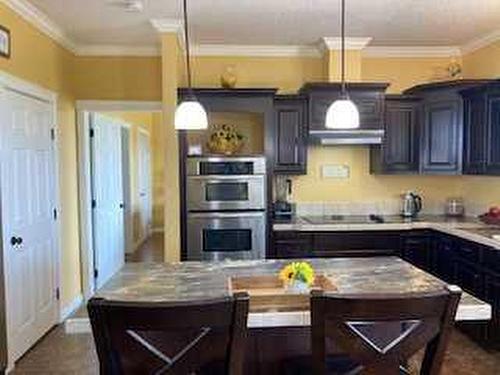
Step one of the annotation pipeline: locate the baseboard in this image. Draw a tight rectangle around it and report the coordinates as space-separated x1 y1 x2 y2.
133 235 148 251
65 317 92 334
60 294 83 322
151 227 164 234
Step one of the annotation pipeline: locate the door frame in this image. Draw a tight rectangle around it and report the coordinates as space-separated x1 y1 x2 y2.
0 72 62 325
76 100 162 300
136 127 152 249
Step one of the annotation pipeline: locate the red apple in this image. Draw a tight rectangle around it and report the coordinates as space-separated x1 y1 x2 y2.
489 206 500 218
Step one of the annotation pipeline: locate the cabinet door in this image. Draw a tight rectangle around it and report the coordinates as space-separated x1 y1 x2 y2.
421 100 462 174
463 94 487 174
486 96 500 175
273 231 312 259
431 235 456 282
453 258 484 297
401 232 432 271
381 100 420 173
274 98 307 174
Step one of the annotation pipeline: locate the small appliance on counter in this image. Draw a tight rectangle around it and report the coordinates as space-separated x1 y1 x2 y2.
445 197 465 217
401 191 423 218
273 178 295 220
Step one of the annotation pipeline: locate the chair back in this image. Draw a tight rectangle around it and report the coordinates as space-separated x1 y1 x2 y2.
88 292 249 375
311 285 461 375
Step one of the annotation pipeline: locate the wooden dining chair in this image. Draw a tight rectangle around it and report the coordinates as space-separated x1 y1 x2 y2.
88 292 249 375
310 285 462 375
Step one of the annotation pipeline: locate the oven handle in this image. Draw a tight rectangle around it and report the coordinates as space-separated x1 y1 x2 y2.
187 212 266 219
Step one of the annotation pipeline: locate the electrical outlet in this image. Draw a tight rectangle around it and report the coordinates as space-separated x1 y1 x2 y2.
321 165 350 179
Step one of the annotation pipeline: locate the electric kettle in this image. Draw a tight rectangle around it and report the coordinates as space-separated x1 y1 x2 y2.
401 191 423 218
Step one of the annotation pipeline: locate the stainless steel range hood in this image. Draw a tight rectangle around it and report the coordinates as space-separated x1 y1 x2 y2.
309 129 385 145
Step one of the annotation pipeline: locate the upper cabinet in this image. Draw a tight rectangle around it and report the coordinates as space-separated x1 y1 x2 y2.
462 82 500 176
370 95 421 174
273 95 308 175
300 83 389 130
403 82 473 174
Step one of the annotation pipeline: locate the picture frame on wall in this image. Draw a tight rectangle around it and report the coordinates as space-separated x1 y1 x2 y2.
0 25 11 58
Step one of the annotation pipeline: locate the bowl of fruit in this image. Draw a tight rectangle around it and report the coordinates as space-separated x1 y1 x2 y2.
207 124 244 155
479 206 500 225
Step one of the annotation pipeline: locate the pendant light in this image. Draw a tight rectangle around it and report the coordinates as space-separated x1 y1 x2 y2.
175 0 208 130
325 0 360 129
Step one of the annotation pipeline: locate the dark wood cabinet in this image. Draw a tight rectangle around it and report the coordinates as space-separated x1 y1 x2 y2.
420 98 463 174
273 96 307 175
486 95 500 174
370 96 421 174
463 90 487 174
272 230 400 259
453 258 484 297
461 83 500 176
300 82 389 131
400 231 433 271
399 80 493 175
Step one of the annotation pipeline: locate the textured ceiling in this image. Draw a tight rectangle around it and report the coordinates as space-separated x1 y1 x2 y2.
30 0 500 47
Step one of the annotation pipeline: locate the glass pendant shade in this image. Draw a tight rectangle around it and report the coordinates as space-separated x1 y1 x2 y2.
174 99 208 130
325 98 360 129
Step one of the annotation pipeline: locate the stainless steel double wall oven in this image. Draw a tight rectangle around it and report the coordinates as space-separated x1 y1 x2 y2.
186 156 267 261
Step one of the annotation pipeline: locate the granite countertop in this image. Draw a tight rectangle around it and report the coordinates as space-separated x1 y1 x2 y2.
273 215 500 250
95 257 491 327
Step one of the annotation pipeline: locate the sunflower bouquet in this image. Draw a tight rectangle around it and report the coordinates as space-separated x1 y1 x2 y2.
279 262 315 291
207 124 244 155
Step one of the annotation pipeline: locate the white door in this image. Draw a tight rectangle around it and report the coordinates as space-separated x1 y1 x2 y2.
90 113 124 289
0 87 58 364
137 131 152 240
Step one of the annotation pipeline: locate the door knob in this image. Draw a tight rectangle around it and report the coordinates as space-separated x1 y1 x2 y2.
10 237 22 246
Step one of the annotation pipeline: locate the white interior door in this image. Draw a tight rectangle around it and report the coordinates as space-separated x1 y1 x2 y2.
0 87 58 365
137 131 152 240
90 113 124 289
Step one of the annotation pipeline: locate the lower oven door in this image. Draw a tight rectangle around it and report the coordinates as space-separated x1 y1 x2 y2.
187 211 266 261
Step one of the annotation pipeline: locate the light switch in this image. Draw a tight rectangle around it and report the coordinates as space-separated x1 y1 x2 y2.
321 164 350 179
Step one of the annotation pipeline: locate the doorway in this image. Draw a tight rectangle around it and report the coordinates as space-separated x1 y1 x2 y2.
76 102 164 298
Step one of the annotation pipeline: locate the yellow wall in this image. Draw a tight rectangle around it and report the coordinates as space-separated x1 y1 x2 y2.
72 56 162 100
0 3 80 307
185 56 324 93
362 57 458 94
463 40 500 79
150 112 165 230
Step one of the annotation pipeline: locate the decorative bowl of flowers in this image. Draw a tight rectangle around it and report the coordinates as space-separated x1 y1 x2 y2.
207 124 244 155
279 261 315 293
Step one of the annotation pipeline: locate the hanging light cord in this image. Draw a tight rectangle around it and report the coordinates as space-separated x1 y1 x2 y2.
341 0 347 98
182 0 193 91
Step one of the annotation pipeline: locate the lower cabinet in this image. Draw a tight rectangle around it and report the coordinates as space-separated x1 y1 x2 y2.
272 231 401 259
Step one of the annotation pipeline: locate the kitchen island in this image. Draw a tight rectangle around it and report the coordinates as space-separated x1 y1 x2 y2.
87 257 491 374
96 257 490 324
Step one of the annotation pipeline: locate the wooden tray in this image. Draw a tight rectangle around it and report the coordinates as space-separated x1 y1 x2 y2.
228 274 337 313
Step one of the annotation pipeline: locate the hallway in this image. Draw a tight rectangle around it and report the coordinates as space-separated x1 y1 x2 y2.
125 232 164 262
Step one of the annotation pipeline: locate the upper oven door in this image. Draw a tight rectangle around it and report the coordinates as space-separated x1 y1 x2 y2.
187 175 266 211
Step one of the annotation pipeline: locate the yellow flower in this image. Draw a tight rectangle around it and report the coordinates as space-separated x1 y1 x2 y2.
279 262 315 286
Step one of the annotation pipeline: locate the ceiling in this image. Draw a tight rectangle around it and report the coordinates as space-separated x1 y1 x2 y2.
27 0 500 48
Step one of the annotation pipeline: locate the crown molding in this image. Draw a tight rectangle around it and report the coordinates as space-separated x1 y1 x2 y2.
76 44 160 57
363 45 461 58
1 0 77 53
191 44 321 58
320 37 373 52
461 29 500 55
